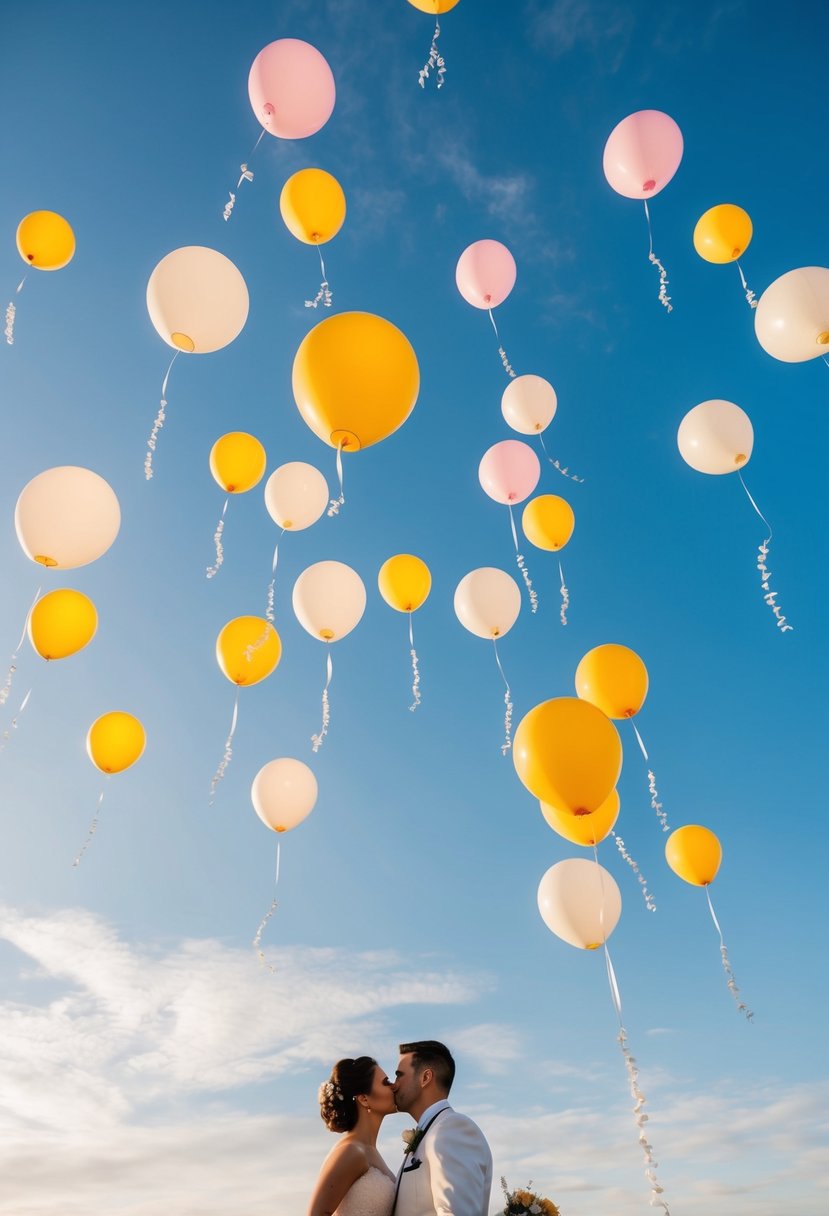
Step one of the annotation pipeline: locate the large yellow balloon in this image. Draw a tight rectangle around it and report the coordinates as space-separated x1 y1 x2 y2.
693 204 753 264
280 169 346 245
16 210 76 270
28 589 97 660
665 825 722 886
407 0 461 11
209 432 267 493
540 789 620 845
292 312 419 451
378 554 432 613
522 495 575 551
87 712 146 774
514 697 622 815
575 644 648 720
216 616 281 686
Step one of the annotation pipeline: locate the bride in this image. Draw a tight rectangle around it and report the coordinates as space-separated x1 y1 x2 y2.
308 1056 398 1216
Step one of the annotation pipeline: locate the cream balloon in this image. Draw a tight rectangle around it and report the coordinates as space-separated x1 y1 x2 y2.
15 466 121 569
501 374 558 435
146 246 249 353
454 568 521 640
537 858 622 950
252 757 318 833
754 266 829 362
292 561 366 641
677 399 754 475
265 462 329 531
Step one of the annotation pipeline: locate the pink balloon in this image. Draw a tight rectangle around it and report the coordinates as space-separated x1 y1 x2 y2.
248 39 336 139
603 110 683 200
456 240 516 310
478 440 540 505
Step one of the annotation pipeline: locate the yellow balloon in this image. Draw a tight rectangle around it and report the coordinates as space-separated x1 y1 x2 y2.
292 311 420 451
407 0 461 11
514 697 622 815
693 204 753 265
280 168 346 246
575 643 649 720
209 432 267 494
216 616 281 686
522 494 575 551
87 711 146 774
540 789 620 845
16 210 76 271
28 589 97 660
378 554 432 613
665 825 722 886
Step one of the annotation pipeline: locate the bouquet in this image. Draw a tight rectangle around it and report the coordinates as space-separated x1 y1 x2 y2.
501 1177 560 1216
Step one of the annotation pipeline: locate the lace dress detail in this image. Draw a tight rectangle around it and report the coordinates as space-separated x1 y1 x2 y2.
334 1166 396 1216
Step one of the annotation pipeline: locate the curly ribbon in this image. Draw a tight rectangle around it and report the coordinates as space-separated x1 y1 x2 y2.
558 559 569 626
408 613 421 712
209 688 239 803
630 720 670 834
265 532 283 624
4 275 25 345
144 350 180 480
492 638 513 756
0 688 32 752
71 784 108 867
611 831 656 912
643 200 673 313
206 497 229 579
253 840 281 972
418 19 446 89
538 432 585 483
737 472 793 633
311 650 333 753
327 439 345 517
487 307 517 378
705 886 754 1021
0 586 41 709
508 504 538 613
305 244 333 309
736 261 758 309
223 128 265 221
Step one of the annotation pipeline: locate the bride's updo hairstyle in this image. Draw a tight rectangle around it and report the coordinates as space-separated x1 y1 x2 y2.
319 1056 377 1132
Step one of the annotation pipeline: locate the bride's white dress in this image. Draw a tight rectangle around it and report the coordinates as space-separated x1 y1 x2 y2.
334 1166 396 1216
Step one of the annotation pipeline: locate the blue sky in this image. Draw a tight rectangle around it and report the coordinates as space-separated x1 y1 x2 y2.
1 1 828 1213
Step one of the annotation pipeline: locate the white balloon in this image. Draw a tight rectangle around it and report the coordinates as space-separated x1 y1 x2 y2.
454 568 521 640
292 560 366 641
146 246 249 354
252 757 318 833
501 374 558 435
265 462 329 531
537 858 621 950
677 399 753 476
755 266 829 363
15 466 121 569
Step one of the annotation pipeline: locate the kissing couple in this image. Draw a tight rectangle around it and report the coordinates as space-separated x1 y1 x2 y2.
307 1039 493 1216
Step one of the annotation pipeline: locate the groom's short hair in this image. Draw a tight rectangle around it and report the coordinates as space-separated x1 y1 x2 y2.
399 1040 455 1093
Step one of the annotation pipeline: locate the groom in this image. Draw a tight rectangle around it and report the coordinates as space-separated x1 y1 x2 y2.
392 1040 492 1216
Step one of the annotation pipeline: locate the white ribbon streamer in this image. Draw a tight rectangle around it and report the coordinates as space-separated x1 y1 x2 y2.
144 350 179 480
738 472 793 633
611 831 656 912
558 559 569 625
509 504 538 613
418 18 446 89
643 200 673 313
305 244 333 309
0 585 41 708
223 129 265 221
493 638 513 755
265 532 283 624
736 261 758 309
4 275 25 345
206 497 229 579
327 441 345 516
0 687 32 752
629 721 670 833
253 840 281 972
408 613 421 712
209 689 239 802
487 307 517 378
706 886 754 1021
538 432 584 483
311 650 333 753
72 785 107 867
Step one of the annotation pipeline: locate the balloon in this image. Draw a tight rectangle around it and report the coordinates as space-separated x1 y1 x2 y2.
501 374 557 434
407 0 461 12
478 440 540 505
292 312 419 451
248 39 335 139
280 168 346 245
28 589 97 660
87 712 146 774
575 644 648 719
665 825 722 886
252 757 318 833
537 858 622 950
603 110 683 199
15 466 120 569
693 204 753 264
216 617 281 685
209 432 267 494
454 568 520 639
456 240 516 310
514 697 622 814
146 246 249 354
540 789 620 846
16 210 75 270
754 266 829 363
378 554 432 613
677 399 753 475
292 561 366 641
264 462 329 531
522 495 574 551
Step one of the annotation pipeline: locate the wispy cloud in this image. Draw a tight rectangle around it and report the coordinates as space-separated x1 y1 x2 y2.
524 0 636 72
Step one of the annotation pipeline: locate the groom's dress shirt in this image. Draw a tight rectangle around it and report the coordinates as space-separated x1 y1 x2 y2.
395 1100 492 1216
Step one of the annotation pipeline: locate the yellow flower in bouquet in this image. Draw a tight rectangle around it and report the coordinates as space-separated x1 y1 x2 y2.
501 1177 560 1216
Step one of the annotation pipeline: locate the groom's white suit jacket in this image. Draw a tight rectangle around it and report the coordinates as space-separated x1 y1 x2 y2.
394 1100 493 1216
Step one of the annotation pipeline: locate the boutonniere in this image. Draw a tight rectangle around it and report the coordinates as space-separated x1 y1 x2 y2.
402 1126 425 1156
